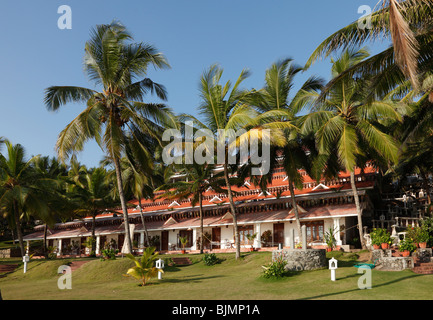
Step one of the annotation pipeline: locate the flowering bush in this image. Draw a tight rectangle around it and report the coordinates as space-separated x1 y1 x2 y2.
406 226 430 244
370 228 391 246
399 238 416 252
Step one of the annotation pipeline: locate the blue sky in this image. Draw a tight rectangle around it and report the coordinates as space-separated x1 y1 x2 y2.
0 0 389 168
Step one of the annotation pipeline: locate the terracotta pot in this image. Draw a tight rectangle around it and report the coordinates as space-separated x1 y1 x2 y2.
373 244 380 250
326 248 332 252
181 249 186 254
419 242 427 249
401 250 410 257
381 243 389 250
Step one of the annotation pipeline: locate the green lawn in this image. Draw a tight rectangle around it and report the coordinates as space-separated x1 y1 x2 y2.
0 251 432 300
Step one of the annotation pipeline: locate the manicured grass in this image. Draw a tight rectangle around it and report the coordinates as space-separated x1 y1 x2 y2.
1 251 433 300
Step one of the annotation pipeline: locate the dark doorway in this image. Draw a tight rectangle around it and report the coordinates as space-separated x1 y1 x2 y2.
161 230 169 251
273 223 285 246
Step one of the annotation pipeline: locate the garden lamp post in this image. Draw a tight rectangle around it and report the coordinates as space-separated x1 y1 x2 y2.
329 257 338 281
156 258 164 280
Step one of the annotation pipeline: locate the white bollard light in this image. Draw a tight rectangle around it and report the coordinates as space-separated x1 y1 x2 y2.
23 255 30 273
155 258 165 280
329 257 338 281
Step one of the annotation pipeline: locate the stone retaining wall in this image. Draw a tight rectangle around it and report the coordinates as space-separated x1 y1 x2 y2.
0 248 21 258
272 249 327 271
371 249 420 271
0 249 11 259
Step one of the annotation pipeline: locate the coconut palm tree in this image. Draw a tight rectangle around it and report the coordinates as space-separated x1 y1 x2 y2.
44 21 176 254
157 161 227 254
179 64 262 259
246 58 324 241
32 156 72 257
0 141 53 256
68 166 118 255
305 0 433 90
301 48 404 249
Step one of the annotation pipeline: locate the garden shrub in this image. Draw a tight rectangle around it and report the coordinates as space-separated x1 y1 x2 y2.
203 253 219 266
262 257 288 279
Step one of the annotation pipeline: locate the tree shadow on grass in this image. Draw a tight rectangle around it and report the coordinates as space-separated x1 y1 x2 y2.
297 273 422 300
152 274 225 285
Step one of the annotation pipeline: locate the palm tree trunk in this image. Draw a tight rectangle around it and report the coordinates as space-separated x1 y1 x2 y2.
350 170 367 250
113 155 133 254
43 224 48 259
288 181 302 244
138 197 150 247
13 200 25 257
223 161 240 259
199 192 204 254
91 213 96 255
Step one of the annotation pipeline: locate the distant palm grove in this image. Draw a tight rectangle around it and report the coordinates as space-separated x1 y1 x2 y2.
2 1 433 260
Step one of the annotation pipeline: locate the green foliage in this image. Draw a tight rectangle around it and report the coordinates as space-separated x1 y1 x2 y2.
369 228 391 246
47 246 57 260
164 257 176 267
407 225 430 244
202 253 220 266
420 217 433 246
101 248 119 260
324 227 337 249
262 257 288 279
245 233 257 244
179 236 188 249
124 247 163 286
399 238 417 252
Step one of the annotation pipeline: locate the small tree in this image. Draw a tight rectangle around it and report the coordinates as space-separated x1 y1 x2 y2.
125 247 163 286
179 236 188 252
246 233 257 251
324 227 337 251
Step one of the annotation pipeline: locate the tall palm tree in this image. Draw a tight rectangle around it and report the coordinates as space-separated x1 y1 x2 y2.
32 156 72 257
44 21 176 254
157 161 227 254
247 58 323 241
69 166 117 255
305 0 433 90
301 48 404 249
0 141 52 256
179 64 261 259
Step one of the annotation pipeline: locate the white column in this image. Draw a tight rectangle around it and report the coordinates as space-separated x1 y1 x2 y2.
254 223 261 248
95 235 100 255
333 218 342 246
192 228 197 250
57 239 62 257
139 232 145 252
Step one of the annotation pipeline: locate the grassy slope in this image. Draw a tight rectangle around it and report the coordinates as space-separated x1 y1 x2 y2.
1 251 433 300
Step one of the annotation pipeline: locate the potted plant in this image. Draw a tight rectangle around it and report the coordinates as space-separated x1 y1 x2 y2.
324 227 337 252
412 226 430 248
179 236 188 254
399 238 416 257
246 233 257 252
369 228 383 250
380 229 392 249
418 229 429 248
